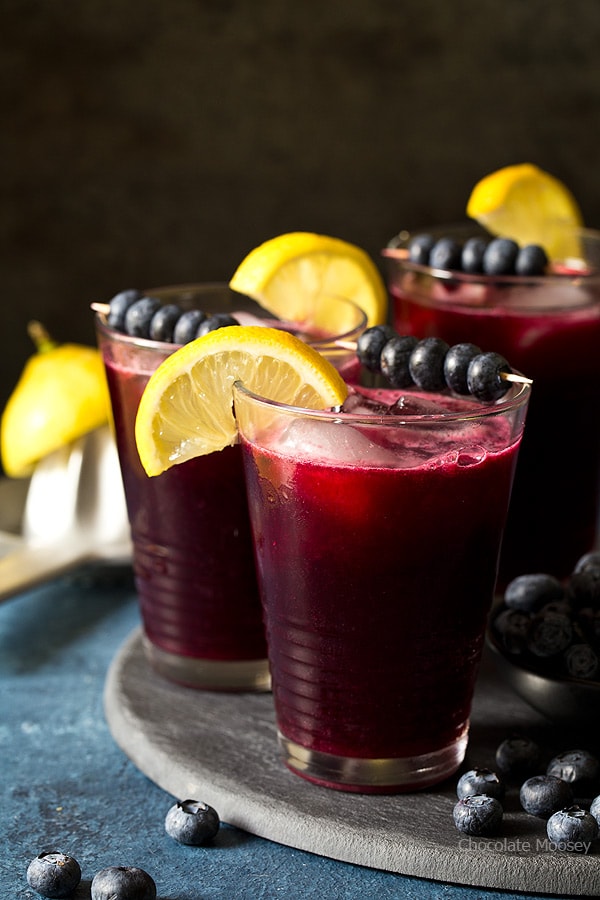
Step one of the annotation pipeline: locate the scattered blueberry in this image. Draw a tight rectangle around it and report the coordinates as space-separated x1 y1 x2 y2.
461 237 489 274
356 325 397 372
466 351 511 402
107 289 143 331
515 244 549 276
407 233 435 265
173 309 208 344
196 312 240 336
26 852 81 898
165 798 220 845
456 768 505 801
149 303 182 342
504 573 565 613
546 750 600 800
124 296 162 339
91 866 156 900
380 335 418 388
482 238 520 276
527 610 573 658
519 775 574 818
495 735 541 776
409 337 450 392
453 794 503 836
443 342 482 395
546 806 598 851
429 237 462 271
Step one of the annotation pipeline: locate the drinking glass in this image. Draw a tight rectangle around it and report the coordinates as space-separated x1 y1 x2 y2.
234 375 530 790
96 284 366 690
385 224 600 583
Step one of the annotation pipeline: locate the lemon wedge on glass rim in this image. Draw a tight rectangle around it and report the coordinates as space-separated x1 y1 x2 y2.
134 325 348 477
1 321 110 478
229 232 388 328
466 163 584 260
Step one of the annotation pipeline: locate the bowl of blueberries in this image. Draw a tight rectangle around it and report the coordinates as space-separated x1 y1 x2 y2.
487 550 600 724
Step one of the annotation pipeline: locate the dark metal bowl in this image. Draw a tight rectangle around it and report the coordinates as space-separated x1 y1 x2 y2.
486 630 600 725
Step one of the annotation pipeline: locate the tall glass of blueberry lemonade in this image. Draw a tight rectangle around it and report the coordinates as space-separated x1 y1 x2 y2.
385 224 600 584
234 326 531 791
95 284 365 690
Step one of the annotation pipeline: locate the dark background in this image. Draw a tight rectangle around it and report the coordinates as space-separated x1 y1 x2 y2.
2 0 600 466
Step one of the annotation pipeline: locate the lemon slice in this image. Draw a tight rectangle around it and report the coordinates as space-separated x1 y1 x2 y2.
466 163 583 260
229 232 387 327
134 325 348 476
1 323 110 478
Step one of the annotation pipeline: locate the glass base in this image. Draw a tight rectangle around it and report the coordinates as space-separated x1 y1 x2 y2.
278 725 469 793
143 636 271 691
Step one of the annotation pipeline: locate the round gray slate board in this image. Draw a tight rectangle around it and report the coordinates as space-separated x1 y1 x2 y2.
104 628 600 896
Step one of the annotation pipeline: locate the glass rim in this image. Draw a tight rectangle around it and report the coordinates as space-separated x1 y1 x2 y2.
232 377 531 426
94 282 368 350
383 222 600 288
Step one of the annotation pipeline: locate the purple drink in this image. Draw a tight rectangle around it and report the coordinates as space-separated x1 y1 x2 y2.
386 226 600 582
96 284 365 689
235 379 530 791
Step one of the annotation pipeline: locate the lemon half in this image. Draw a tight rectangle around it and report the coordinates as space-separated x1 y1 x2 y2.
134 325 348 477
466 163 583 260
1 335 110 478
230 232 388 327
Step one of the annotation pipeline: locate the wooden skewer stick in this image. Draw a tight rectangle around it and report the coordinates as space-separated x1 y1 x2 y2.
91 301 532 387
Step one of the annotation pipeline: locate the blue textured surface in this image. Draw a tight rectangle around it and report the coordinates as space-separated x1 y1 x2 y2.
0 570 587 898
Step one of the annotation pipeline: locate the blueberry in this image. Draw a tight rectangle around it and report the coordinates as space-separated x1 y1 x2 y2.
495 735 541 776
546 806 598 851
407 233 435 265
26 852 81 898
91 866 156 900
482 238 519 275
504 573 565 613
461 237 489 274
173 309 208 344
380 336 417 388
590 794 600 827
574 551 600 576
466 351 511 402
527 610 573 658
356 325 397 372
409 337 450 391
124 296 162 338
453 794 503 836
195 313 240 337
515 244 549 276
546 750 600 800
564 642 599 680
165 798 220 845
443 342 482 394
429 237 462 271
519 775 574 818
107 289 143 331
149 303 182 342
492 608 531 655
569 569 600 610
456 768 505 801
